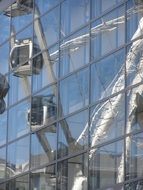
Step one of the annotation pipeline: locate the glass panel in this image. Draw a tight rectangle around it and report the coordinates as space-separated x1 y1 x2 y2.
0 13 10 45
57 154 88 190
127 0 143 42
125 179 143 190
91 49 125 103
32 46 58 93
60 68 89 116
6 174 29 190
60 27 89 77
11 0 33 32
35 0 59 16
91 7 125 60
0 43 9 74
31 124 57 169
0 112 7 146
31 165 56 190
9 73 31 106
126 40 143 86
126 133 143 180
34 7 59 49
3 76 9 110
0 147 6 182
0 183 5 190
10 26 33 78
90 94 125 147
58 109 88 158
91 0 123 19
89 140 124 189
8 99 30 142
7 136 30 178
31 85 57 131
61 0 90 37
126 85 143 134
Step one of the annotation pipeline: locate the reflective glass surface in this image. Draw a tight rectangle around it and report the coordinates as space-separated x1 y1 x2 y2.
9 73 31 106
126 42 143 86
0 13 10 45
35 0 59 16
8 99 30 142
31 86 57 131
126 133 143 180
0 112 7 146
61 0 90 37
32 46 58 93
58 109 88 158
127 0 143 42
11 0 33 33
31 124 57 169
126 85 143 134
89 140 124 189
60 27 89 77
90 94 125 147
6 174 29 190
91 7 125 60
0 183 5 190
0 0 142 189
60 68 89 116
0 147 6 182
91 49 125 103
125 179 143 190
7 136 30 178
0 43 9 75
91 0 123 19
31 165 56 190
34 7 59 49
57 154 88 190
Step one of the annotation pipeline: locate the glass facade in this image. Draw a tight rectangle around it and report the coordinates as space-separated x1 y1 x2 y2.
0 0 143 189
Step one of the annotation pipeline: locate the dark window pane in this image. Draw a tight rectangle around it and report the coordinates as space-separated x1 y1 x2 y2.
89 140 124 189
58 110 88 158
31 124 57 169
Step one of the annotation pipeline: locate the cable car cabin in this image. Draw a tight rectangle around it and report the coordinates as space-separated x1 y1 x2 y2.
10 39 43 77
28 95 57 131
